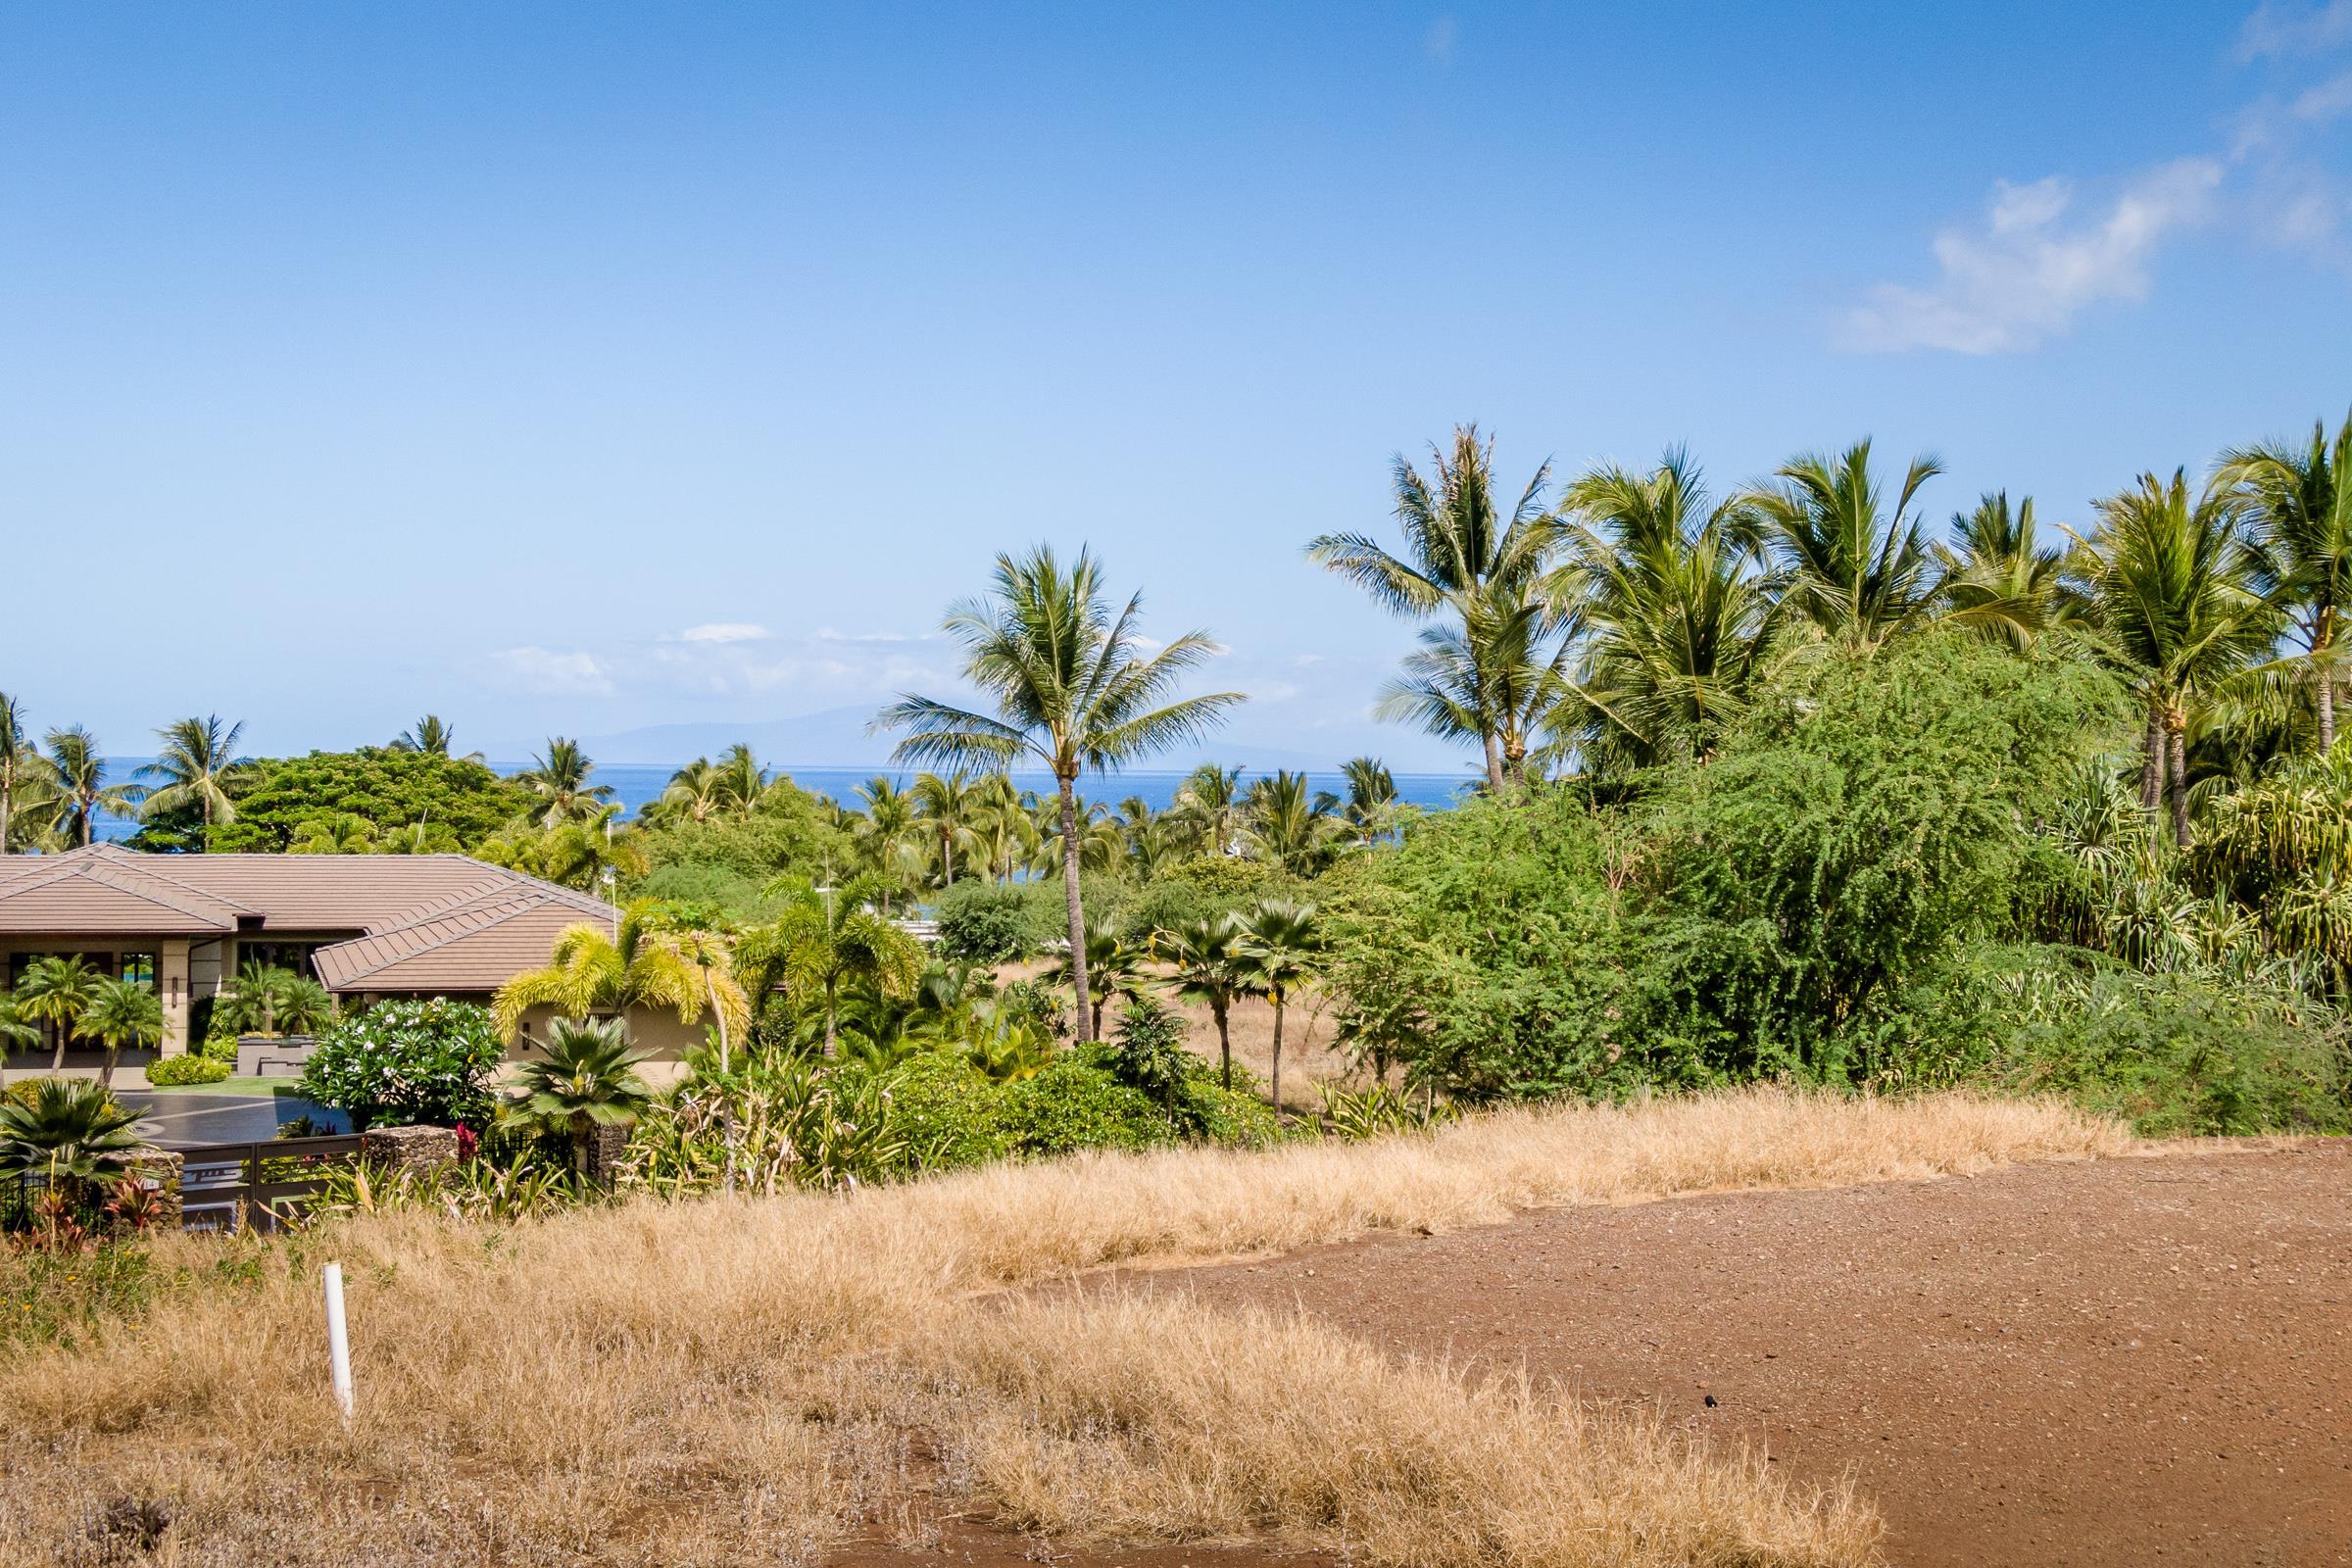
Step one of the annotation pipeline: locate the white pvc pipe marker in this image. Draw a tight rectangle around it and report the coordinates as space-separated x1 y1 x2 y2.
321 1262 355 1420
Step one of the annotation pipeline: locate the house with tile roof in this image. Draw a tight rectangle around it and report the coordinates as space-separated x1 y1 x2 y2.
0 845 692 1070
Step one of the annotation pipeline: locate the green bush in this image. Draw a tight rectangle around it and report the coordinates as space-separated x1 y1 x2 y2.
1893 946 2351 1136
998 1060 1173 1157
144 1055 232 1087
883 1050 1012 1168
1177 1076 1287 1149
936 881 1036 963
299 999 506 1131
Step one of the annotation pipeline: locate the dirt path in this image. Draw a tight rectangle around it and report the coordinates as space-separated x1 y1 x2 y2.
1091 1142 2351 1567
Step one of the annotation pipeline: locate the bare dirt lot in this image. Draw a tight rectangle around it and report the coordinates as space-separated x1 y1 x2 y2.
1077 1142 2352 1568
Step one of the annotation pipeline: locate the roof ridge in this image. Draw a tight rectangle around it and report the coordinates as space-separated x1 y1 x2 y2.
78 849 262 914
314 892 578 987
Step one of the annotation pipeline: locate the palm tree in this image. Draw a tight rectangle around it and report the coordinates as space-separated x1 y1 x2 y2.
966 773 1037 883
1740 439 1942 648
1316 757 1399 847
17 954 102 1072
712 744 768 812
1053 918 1144 1038
289 812 375 854
515 738 612 828
737 877 923 1054
1934 492 2077 650
1233 900 1325 1119
30 727 141 848
505 1016 653 1178
0 991 42 1061
1309 426 1559 789
135 715 248 850
392 714 455 755
2072 469 2277 847
1243 770 1345 873
851 776 928 910
653 759 730 825
1376 579 1570 786
1154 911 1248 1088
909 771 984 887
1551 451 1778 769
74 978 164 1090
0 1079 144 1204
878 545 1244 1041
2222 410 2352 751
0 691 30 854
1174 762 1246 857
492 902 750 1044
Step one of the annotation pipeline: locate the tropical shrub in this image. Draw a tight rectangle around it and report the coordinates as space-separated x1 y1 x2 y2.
144 1055 231 1087
935 880 1034 962
878 1051 1012 1168
998 1059 1172 1156
299 999 505 1131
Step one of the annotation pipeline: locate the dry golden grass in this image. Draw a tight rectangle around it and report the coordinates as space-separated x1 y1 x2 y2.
0 1090 2130 1567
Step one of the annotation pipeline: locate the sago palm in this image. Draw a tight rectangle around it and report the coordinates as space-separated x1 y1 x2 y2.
2221 408 2352 750
2071 469 2277 847
1309 425 1559 789
74 978 164 1091
0 1078 144 1200
878 545 1242 1040
1551 451 1777 769
1740 439 1942 648
506 1016 653 1178
136 714 248 849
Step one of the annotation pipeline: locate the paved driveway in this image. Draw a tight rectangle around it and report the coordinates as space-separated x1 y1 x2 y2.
111 1091 349 1149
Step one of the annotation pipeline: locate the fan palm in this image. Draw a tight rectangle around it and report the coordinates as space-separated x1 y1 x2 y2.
2071 469 2278 847
737 877 923 1054
135 714 248 850
30 727 141 848
17 954 102 1072
1153 911 1248 1087
0 1078 144 1200
1309 426 1559 789
877 545 1243 1040
1740 439 1942 648
73 978 164 1090
1052 918 1144 1038
492 901 750 1044
1934 492 2078 650
506 1016 653 1178
2221 409 2352 750
1551 451 1777 769
1233 900 1324 1120
515 738 612 828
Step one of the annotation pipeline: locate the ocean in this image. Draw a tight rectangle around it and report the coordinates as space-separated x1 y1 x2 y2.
90 763 1480 844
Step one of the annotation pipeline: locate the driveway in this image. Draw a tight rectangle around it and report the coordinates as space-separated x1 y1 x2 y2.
111 1090 349 1149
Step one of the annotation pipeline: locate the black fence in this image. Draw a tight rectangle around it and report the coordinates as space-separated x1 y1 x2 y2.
176 1135 364 1233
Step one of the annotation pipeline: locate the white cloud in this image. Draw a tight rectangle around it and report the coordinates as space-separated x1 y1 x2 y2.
2240 0 2352 59
490 646 612 696
676 621 768 644
2293 68 2352 122
1844 160 2222 354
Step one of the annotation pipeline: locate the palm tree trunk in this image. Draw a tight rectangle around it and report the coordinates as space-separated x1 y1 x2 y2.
48 1021 66 1073
1482 733 1504 794
100 1045 118 1091
1057 775 1094 1042
2166 719 2190 850
2140 702 2165 813
1269 987 1286 1122
823 978 839 1057
2320 657 2337 754
1 764 11 855
704 970 735 1193
1214 998 1232 1090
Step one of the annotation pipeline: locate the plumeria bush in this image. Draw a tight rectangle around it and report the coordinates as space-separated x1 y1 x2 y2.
298 999 505 1131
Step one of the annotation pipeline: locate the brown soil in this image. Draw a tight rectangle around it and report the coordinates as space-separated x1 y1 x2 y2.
1080 1141 2352 1568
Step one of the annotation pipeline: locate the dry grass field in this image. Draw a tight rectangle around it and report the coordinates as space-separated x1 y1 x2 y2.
0 1091 2131 1567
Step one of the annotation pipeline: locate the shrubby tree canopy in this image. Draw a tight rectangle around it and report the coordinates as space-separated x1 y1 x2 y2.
189 749 533 854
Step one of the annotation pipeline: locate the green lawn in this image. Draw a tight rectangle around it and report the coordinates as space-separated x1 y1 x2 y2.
132 1077 314 1098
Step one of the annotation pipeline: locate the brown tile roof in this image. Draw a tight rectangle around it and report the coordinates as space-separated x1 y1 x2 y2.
0 846 615 993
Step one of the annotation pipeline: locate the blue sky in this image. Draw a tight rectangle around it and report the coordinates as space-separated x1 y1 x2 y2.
5 1 2350 772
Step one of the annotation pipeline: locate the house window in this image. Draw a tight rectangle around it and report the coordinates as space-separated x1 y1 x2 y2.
120 952 156 987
